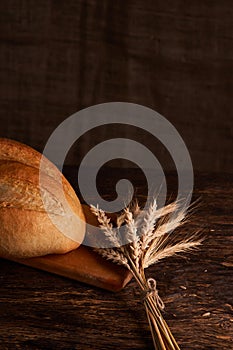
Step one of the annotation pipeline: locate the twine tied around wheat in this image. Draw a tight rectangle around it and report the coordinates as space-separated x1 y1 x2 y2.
143 278 165 311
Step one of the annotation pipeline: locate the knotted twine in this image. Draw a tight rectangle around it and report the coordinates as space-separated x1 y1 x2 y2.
143 278 165 310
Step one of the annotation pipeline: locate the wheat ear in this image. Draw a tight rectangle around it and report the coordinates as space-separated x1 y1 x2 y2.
90 204 120 247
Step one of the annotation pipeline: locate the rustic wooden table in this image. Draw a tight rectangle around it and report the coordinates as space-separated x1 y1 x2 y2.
0 169 232 349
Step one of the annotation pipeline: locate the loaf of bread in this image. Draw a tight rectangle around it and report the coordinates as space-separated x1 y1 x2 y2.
0 138 86 259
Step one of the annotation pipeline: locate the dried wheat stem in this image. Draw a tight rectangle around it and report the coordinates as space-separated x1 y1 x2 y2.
124 208 141 270
95 248 129 268
90 204 120 247
144 239 201 268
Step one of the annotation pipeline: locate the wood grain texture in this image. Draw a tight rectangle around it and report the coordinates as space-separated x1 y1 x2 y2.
0 1 232 173
0 168 232 349
12 245 132 293
10 204 132 292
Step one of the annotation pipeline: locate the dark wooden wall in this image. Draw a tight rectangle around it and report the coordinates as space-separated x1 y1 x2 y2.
0 0 232 172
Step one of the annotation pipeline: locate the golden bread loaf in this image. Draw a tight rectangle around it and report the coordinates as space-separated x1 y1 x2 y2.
0 138 86 258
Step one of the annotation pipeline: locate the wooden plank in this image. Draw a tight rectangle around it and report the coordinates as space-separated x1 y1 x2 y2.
11 245 132 292
0 171 232 349
8 204 131 292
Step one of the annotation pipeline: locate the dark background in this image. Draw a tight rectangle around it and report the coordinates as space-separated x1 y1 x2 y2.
0 0 232 173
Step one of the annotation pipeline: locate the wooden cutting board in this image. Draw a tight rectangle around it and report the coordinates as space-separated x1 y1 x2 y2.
11 205 132 292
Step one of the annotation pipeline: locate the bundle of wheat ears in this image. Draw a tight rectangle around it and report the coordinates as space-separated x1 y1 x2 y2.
91 199 202 350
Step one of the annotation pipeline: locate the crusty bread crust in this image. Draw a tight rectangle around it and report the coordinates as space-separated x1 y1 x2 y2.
0 138 86 258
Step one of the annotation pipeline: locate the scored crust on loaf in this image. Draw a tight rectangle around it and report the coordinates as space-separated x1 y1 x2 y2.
0 138 78 203
0 138 86 259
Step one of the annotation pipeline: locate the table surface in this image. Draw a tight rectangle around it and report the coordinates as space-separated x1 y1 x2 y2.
0 168 232 350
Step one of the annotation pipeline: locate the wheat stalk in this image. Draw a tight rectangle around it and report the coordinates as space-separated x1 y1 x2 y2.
96 248 130 268
123 208 141 270
90 204 120 247
90 200 202 350
144 239 201 268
